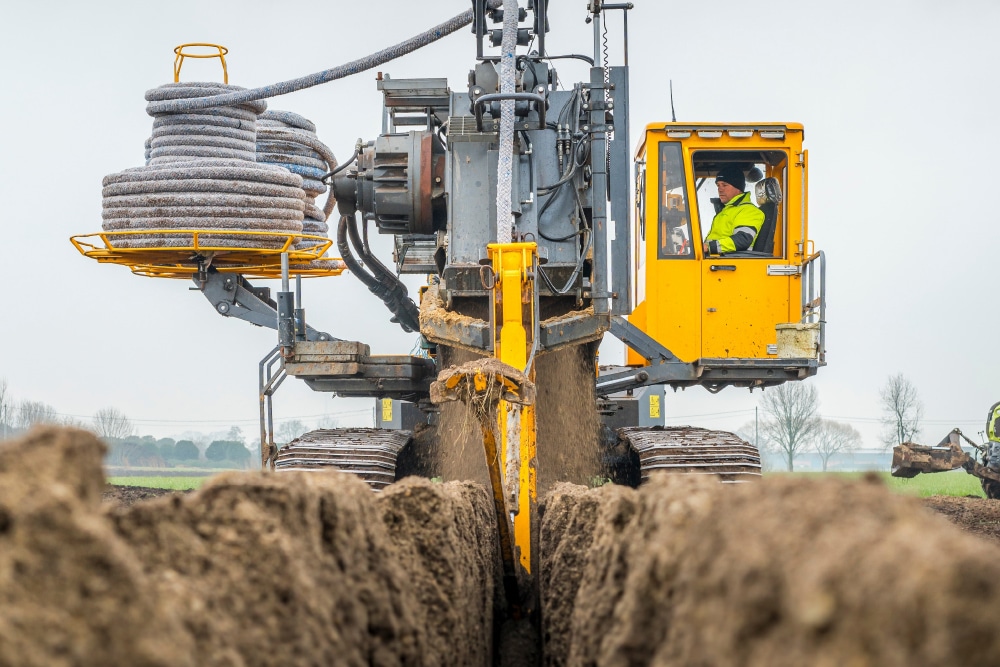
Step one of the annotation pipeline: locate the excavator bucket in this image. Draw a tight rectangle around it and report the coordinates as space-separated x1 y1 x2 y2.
890 441 968 478
891 430 985 478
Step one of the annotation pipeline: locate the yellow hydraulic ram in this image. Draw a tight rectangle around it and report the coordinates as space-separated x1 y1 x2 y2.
489 242 538 578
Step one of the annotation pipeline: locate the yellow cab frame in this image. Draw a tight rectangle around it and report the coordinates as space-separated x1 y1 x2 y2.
623 122 825 390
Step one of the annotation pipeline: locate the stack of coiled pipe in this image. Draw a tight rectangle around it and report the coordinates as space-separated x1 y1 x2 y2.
256 110 337 248
102 82 307 250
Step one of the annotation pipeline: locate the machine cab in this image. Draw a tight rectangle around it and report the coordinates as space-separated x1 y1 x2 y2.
627 123 825 383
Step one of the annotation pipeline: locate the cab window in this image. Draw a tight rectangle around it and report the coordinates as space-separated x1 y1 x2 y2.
657 142 693 259
692 150 788 258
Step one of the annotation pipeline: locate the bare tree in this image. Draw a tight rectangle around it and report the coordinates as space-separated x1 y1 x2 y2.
879 373 923 449
813 420 861 471
759 383 820 472
93 407 134 441
226 425 245 444
0 379 12 440
61 415 91 430
15 401 58 430
277 419 307 444
736 420 776 472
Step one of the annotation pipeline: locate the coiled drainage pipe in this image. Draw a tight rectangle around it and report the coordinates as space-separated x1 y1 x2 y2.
257 110 337 239
102 83 308 249
146 82 266 164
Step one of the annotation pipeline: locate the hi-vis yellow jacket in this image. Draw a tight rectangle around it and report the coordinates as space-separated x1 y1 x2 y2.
705 191 765 254
988 401 1000 441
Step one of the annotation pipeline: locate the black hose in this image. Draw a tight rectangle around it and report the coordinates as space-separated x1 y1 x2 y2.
322 147 359 182
342 214 420 333
336 215 378 290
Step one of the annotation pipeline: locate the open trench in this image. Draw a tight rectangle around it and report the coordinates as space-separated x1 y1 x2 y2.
9 417 1000 665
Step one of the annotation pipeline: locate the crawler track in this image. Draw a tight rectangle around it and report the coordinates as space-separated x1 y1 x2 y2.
274 428 412 490
620 426 761 484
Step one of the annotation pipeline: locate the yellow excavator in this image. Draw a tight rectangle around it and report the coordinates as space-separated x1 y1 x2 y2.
73 0 825 619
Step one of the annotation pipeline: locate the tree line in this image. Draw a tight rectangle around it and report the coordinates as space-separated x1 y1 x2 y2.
0 381 255 469
750 372 925 472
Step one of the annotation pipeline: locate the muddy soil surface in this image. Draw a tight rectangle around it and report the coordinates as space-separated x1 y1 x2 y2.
923 494 1000 543
103 484 180 506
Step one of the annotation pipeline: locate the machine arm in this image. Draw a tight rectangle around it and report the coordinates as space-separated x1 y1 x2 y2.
600 315 817 395
195 272 336 342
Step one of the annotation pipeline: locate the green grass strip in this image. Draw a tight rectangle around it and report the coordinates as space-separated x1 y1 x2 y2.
766 470 985 498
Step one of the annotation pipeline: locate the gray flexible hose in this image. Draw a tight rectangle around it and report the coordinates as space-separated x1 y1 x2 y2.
144 2 501 115
495 0 519 244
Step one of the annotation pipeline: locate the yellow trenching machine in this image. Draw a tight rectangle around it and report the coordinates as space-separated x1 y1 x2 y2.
74 1 826 618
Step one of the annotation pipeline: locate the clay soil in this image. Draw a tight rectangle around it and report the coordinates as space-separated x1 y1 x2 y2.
542 476 1000 667
1 427 500 667
8 426 1000 666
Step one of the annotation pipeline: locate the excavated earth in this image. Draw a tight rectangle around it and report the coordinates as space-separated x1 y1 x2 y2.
6 427 1000 666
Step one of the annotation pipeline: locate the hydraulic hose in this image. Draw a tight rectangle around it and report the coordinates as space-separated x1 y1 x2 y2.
145 1 502 116
346 216 420 333
336 214 420 333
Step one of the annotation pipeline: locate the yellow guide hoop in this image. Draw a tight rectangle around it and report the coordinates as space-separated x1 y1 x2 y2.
173 43 229 83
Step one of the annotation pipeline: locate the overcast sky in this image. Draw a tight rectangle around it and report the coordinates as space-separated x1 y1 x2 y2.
1 0 997 451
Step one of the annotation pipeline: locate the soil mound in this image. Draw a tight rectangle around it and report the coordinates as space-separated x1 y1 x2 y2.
542 474 1000 667
0 427 195 667
378 478 501 665
0 427 500 667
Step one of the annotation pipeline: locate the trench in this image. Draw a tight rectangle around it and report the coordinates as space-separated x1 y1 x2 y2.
7 427 1000 666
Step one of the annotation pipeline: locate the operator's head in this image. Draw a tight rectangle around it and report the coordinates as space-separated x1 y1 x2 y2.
715 165 745 205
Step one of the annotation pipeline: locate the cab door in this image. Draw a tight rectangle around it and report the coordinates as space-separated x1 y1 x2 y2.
698 156 795 360
701 258 792 359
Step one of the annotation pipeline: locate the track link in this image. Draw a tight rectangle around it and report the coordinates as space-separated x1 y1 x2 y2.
620 426 761 484
274 428 412 490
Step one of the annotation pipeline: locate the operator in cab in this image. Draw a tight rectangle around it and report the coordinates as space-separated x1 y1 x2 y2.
702 165 764 255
